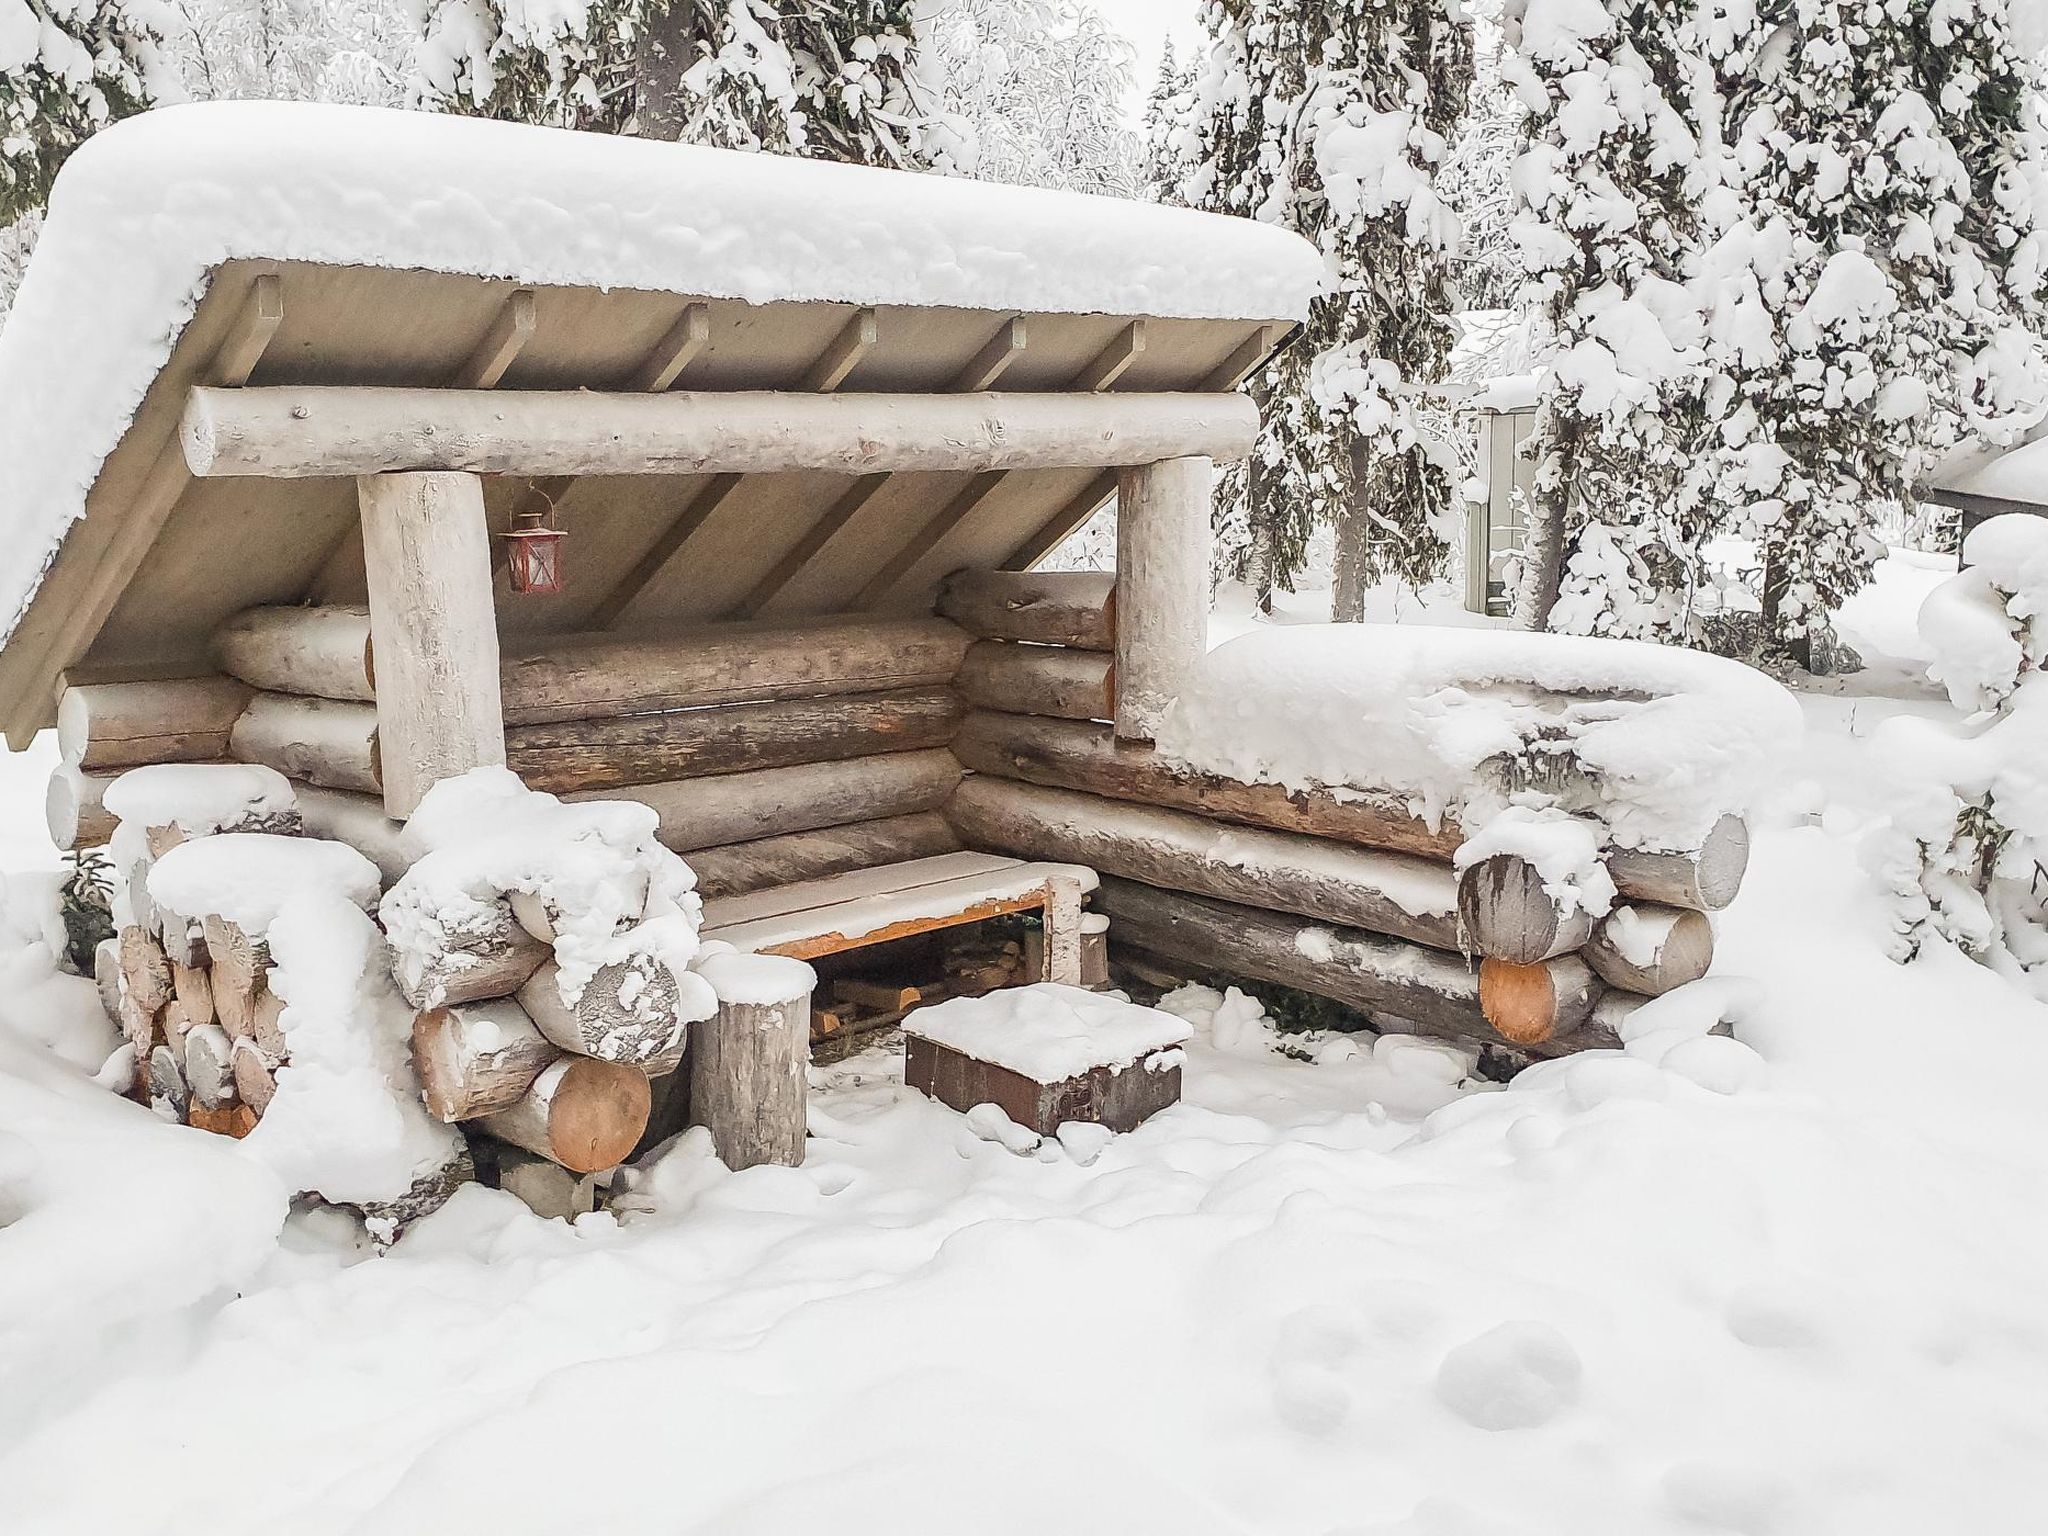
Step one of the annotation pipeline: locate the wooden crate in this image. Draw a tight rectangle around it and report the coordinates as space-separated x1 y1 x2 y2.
905 1034 1181 1135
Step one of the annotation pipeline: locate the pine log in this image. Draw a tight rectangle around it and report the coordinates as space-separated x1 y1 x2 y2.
691 954 813 1171
955 641 1113 722
477 1057 652 1174
499 616 972 727
184 1022 239 1110
46 764 119 851
1115 456 1211 741
589 749 962 854
1604 817 1750 912
232 1039 278 1116
93 936 123 1025
684 813 962 898
1477 955 1602 1045
517 956 687 1064
213 604 375 701
1456 854 1596 964
389 903 549 1010
504 687 962 796
119 927 173 1016
936 569 1115 650
1583 903 1714 996
230 692 381 795
290 782 410 886
948 777 1461 951
57 677 251 770
410 999 562 1122
952 710 1463 861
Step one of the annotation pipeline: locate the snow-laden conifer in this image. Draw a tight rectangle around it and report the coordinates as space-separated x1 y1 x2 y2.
0 0 170 222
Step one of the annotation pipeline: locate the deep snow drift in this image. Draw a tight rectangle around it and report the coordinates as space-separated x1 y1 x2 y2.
0 552 2043 1534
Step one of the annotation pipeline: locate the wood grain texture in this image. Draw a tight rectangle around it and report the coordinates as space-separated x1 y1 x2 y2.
690 993 809 1170
1455 854 1596 964
937 569 1115 650
1478 955 1602 1045
57 677 250 769
683 813 962 899
412 999 561 1122
1114 455 1210 741
478 1056 652 1174
214 605 374 701
955 641 1113 722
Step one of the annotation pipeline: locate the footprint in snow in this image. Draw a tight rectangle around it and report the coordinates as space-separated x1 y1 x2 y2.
1434 1320 1582 1431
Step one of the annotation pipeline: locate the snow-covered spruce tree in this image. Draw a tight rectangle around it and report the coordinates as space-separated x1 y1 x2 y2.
1703 0 2048 664
1142 36 1197 204
411 0 946 167
1185 0 1474 619
1503 0 1728 640
0 0 169 223
925 0 1139 195
1436 12 1522 311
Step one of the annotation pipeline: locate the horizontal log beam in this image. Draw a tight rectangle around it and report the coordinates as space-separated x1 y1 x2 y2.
955 642 1113 722
937 569 1115 649
181 387 1262 479
683 813 962 899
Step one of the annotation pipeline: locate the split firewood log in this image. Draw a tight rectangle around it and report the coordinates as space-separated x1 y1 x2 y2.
148 1043 189 1120
188 1102 260 1138
164 959 215 1048
1477 955 1602 1045
93 937 123 1026
203 915 266 1002
118 927 173 1016
477 1057 652 1174
249 988 287 1060
391 903 549 1010
1456 854 1596 964
516 956 688 1065
1583 903 1714 997
184 1023 239 1111
410 999 561 1123
231 1039 279 1116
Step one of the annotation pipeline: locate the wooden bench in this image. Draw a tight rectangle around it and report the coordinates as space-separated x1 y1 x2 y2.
700 851 1099 983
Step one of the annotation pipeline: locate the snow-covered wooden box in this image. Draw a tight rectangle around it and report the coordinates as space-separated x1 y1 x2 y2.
902 983 1189 1135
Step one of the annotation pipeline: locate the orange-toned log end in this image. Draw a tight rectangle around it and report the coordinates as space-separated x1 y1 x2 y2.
546 1058 653 1174
188 1101 260 1139
1478 955 1601 1047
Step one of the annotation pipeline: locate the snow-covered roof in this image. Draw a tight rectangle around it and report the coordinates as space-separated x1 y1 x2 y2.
1932 432 2048 507
0 101 1318 742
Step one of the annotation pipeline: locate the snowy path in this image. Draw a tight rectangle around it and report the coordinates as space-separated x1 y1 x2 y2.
3 551 2045 1533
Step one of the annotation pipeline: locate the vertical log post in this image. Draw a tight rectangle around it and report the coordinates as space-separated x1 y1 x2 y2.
690 955 814 1171
1114 455 1212 742
357 472 506 817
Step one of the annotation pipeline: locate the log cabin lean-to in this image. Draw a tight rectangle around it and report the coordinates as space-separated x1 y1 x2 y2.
8 101 1749 1108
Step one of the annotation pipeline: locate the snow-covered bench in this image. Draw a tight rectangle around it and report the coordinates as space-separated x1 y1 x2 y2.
699 851 1099 983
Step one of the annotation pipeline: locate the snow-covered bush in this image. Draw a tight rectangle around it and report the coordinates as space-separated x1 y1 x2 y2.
1869 515 2048 990
0 0 171 222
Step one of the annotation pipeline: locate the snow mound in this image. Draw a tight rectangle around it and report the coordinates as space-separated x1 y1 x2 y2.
1156 625 1801 851
0 99 1322 637
148 833 381 937
1434 1320 1583 1431
103 761 295 835
904 983 1191 1082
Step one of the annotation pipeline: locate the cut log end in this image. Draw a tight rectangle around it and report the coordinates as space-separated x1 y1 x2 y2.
1478 955 1601 1045
1457 853 1595 964
1583 903 1715 996
481 1056 652 1174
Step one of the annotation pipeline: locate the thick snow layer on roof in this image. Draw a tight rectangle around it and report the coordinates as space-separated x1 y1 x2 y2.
0 100 1320 641
1937 432 2048 504
1157 625 1801 852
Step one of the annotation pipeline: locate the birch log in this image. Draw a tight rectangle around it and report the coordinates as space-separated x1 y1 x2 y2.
46 764 119 850
685 813 962 899
411 999 561 1122
57 678 250 769
1456 855 1596 964
937 569 1115 649
1478 955 1602 1045
948 777 1461 951
588 749 962 854
516 957 687 1064
230 693 381 795
1114 456 1210 742
477 1057 652 1174
1583 904 1714 996
1604 817 1750 912
954 641 1114 722
214 605 375 701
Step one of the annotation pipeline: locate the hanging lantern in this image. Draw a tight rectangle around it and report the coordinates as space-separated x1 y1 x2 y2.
502 507 566 595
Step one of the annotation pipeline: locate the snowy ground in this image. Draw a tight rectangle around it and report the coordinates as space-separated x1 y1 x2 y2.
3 549 2045 1535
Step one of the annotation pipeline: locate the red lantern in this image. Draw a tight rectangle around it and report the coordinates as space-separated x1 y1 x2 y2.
502 507 566 595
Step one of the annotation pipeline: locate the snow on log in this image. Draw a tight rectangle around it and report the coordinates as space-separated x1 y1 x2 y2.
592 749 963 853
214 604 375 701
1583 903 1714 996
955 641 1113 722
180 386 1263 479
410 998 561 1123
148 1043 189 1119
183 1022 239 1110
1603 816 1750 913
1115 455 1210 742
936 569 1115 650
477 1056 652 1174
103 762 301 844
1456 854 1596 964
388 897 548 1011
951 710 1463 861
148 833 380 942
684 813 962 899
689 949 815 1171
505 687 962 796
498 616 970 726
1477 955 1602 1046
290 783 409 886
517 954 696 1065
57 677 250 770
46 764 118 850
948 777 1461 951
229 693 381 795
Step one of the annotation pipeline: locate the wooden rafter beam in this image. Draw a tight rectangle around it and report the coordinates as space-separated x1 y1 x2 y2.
1071 320 1146 392
585 473 745 630
1199 323 1285 393
949 316 1026 391
1002 470 1120 571
630 302 711 393
799 308 878 392
855 472 1006 609
731 474 890 620
452 288 538 389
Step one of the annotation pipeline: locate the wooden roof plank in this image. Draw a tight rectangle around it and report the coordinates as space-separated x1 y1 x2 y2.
949 315 1026 392
1002 469 1119 571
855 472 1007 609
629 302 711 392
1200 323 1285 393
452 288 538 389
799 308 878 392
731 473 891 621
1072 319 1146 392
585 473 745 629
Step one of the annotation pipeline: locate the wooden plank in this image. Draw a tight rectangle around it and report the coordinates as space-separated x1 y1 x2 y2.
854 471 1005 609
358 471 507 816
212 273 287 388
707 863 1098 958
1002 470 1118 571
757 894 1048 961
1072 320 1146 391
628 302 711 392
799 307 877 391
730 474 890 620
1198 323 1283 392
452 289 538 389
702 851 1025 928
586 473 744 630
949 316 1026 391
